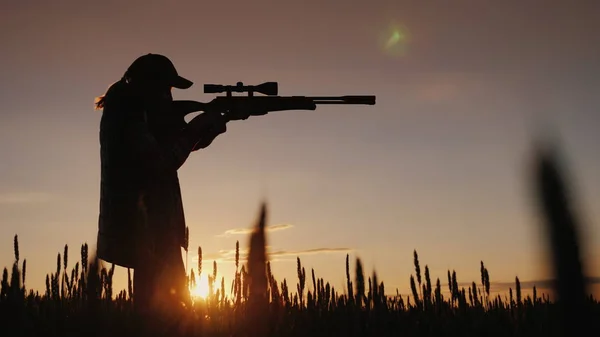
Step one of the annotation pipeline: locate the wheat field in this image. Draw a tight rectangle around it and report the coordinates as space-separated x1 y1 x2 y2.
1 145 598 337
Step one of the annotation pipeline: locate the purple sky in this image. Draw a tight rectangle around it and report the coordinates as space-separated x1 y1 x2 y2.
1 0 599 297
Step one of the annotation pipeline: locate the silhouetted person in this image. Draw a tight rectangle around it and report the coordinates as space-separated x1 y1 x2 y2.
94 54 226 323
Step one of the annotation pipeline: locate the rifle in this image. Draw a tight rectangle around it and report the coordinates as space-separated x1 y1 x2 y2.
171 81 376 122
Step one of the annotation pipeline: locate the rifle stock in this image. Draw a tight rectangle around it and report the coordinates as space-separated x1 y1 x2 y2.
172 100 207 117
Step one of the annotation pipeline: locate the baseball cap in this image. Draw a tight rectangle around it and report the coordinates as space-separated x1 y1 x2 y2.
124 53 193 89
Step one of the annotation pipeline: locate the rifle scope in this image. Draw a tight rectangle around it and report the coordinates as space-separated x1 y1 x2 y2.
204 82 278 96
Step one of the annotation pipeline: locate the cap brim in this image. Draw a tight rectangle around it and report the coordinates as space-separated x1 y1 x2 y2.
172 76 193 89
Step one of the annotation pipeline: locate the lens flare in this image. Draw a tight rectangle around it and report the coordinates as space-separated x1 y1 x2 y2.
379 22 410 57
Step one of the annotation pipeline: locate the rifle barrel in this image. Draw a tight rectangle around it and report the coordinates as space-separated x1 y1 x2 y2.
309 96 376 105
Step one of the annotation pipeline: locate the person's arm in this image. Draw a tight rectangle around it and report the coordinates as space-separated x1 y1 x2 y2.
126 110 227 173
172 100 208 117
126 115 197 174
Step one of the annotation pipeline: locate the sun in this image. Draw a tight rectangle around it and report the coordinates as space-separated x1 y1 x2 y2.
191 273 210 299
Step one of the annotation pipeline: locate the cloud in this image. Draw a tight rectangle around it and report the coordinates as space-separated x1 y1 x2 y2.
0 192 55 204
408 72 503 110
414 77 464 103
269 247 353 257
489 277 600 292
390 277 600 299
448 277 600 294
216 223 294 237
194 247 353 264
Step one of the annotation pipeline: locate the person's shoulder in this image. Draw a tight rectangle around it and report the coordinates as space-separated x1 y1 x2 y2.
101 94 144 123
100 105 146 144
101 80 140 114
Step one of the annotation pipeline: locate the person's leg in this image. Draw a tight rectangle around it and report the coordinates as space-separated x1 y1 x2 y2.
133 236 188 337
133 263 155 312
155 237 190 308
168 244 191 307
133 255 164 336
131 224 166 318
163 241 194 336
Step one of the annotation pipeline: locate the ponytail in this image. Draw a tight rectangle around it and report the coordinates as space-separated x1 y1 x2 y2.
94 78 129 111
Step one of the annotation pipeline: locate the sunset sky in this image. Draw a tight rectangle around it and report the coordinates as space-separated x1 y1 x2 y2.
1 0 599 298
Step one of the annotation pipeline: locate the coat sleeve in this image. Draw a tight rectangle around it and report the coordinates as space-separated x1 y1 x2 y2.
126 114 199 174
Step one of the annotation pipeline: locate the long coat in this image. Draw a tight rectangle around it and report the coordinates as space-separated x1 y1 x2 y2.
96 81 196 269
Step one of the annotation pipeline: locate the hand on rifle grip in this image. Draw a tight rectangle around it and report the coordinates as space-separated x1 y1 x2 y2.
187 110 228 150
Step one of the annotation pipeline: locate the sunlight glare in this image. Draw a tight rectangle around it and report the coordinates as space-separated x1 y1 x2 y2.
191 273 210 299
